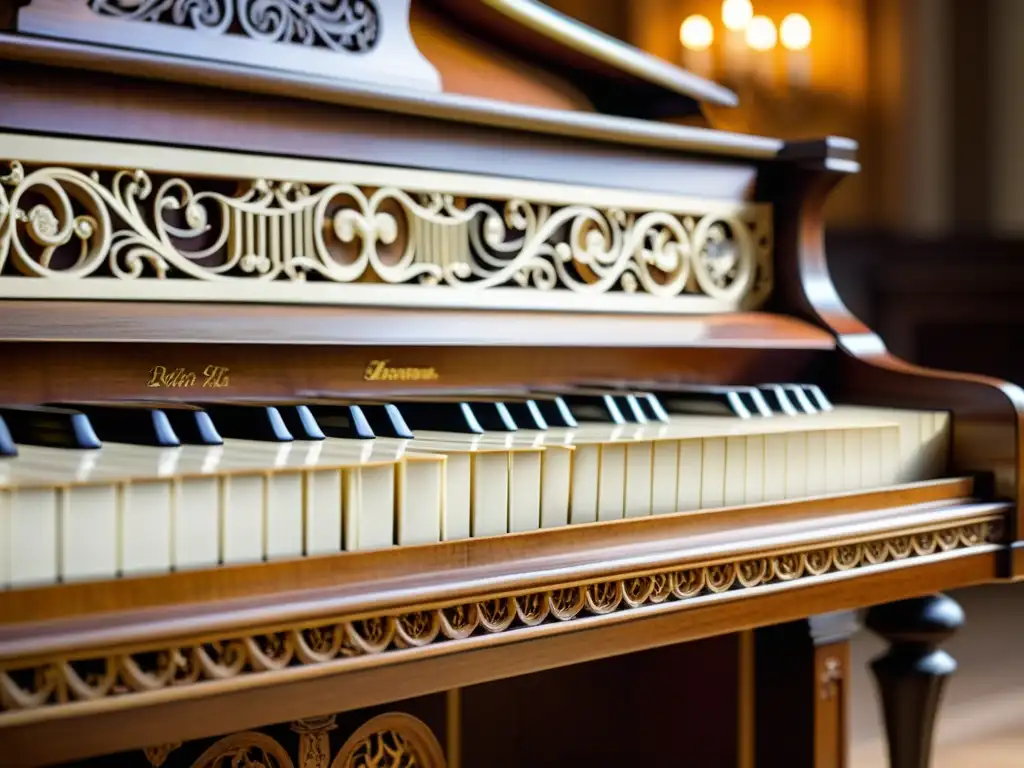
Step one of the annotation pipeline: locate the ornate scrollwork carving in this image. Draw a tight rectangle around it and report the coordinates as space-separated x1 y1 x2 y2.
332 713 447 768
191 730 295 768
86 0 381 53
0 520 999 716
0 156 773 313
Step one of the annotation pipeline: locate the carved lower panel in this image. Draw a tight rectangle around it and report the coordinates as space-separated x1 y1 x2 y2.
137 712 445 768
0 519 999 718
0 132 773 314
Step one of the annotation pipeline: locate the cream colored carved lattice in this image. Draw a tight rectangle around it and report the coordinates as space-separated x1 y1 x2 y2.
0 133 773 314
86 0 381 53
0 519 1000 717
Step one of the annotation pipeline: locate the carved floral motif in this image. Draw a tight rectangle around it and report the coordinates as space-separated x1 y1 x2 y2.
86 0 381 53
0 159 774 311
0 521 998 716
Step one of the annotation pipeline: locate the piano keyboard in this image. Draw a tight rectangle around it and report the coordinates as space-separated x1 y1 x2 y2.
0 387 951 588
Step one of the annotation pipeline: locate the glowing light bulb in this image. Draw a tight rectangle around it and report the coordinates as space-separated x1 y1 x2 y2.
680 15 714 51
745 15 777 51
722 0 754 31
780 13 811 51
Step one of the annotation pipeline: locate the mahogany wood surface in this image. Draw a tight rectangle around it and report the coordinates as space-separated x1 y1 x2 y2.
0 552 996 768
2 11 1024 765
761 152 1024 572
0 478 983 632
0 55 766 199
755 611 860 768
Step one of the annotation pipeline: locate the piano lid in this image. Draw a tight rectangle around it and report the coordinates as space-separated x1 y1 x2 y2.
12 0 736 121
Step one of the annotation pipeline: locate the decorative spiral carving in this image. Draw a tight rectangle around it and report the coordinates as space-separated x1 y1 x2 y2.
0 160 773 312
87 1 381 53
0 521 998 716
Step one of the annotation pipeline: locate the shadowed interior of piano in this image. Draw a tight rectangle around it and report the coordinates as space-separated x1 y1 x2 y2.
0 1 1022 767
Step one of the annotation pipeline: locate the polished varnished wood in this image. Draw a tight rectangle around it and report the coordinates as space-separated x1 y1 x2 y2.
755 611 860 768
0 553 998 768
866 595 965 768
2 6 1024 766
761 146 1024 569
0 478 983 628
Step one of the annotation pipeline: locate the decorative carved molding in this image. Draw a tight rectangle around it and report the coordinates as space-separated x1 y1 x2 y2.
192 730 296 768
332 713 447 768
293 715 338 768
0 520 999 717
0 133 773 314
16 0 441 91
87 1 381 54
145 742 182 767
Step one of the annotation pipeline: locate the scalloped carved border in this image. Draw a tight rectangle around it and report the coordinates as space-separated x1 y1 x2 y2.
0 518 1001 716
0 132 773 314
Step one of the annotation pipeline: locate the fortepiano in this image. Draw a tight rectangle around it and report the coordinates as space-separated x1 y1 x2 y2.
0 2 1022 767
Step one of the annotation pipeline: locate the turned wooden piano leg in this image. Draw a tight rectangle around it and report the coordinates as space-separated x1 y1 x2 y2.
866 594 965 768
755 611 860 768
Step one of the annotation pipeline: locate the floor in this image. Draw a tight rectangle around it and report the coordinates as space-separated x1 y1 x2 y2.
847 582 1024 767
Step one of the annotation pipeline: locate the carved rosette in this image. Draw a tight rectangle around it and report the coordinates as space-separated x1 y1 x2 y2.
0 520 1000 717
0 152 774 313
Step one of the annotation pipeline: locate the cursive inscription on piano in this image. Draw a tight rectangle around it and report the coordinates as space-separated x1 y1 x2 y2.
363 360 439 382
147 365 230 389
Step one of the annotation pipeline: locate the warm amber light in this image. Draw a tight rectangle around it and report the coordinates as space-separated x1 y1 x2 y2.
780 13 811 51
722 0 754 31
745 15 777 51
680 14 714 51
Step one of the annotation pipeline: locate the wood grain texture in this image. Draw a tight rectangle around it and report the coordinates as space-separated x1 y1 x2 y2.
0 478 982 631
0 551 997 768
764 146 1024 561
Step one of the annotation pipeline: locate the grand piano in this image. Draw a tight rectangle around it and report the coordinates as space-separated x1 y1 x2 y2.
0 2 1022 766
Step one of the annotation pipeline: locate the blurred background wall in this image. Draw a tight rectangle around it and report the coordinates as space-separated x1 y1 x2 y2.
548 0 1024 382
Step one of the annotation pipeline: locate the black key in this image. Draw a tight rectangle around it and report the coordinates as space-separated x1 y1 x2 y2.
360 404 414 439
306 403 375 440
557 393 626 424
617 394 648 424
0 405 100 449
52 403 180 447
0 415 16 457
502 400 549 430
276 405 325 441
757 385 800 416
140 404 222 446
803 385 834 412
743 388 774 418
633 393 670 423
393 401 484 434
530 396 577 428
649 386 753 419
783 385 818 414
199 404 293 442
468 401 518 432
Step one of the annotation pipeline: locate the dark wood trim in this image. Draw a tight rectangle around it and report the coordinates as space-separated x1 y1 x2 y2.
0 478 982 632
0 33 779 162
0 551 996 768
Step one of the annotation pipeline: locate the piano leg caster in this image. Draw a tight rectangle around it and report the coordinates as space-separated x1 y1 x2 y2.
755 611 861 768
866 593 965 768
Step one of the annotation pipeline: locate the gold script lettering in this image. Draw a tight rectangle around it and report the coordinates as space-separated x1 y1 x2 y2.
147 366 231 388
203 365 230 388
363 359 439 382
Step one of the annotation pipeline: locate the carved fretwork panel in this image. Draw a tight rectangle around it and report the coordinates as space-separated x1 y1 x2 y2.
58 707 448 767
0 133 774 315
15 0 442 91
